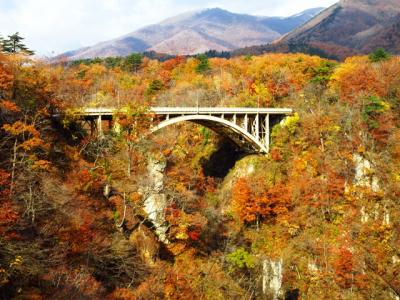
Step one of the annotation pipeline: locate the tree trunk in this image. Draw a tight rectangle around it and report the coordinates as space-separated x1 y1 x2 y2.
10 138 17 195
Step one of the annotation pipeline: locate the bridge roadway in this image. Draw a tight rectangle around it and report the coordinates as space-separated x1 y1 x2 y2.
75 107 293 153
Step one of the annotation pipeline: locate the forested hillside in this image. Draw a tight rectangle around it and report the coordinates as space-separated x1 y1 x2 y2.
237 0 400 60
0 50 399 299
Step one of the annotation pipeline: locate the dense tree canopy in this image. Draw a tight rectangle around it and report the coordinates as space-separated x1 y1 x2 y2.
0 47 399 299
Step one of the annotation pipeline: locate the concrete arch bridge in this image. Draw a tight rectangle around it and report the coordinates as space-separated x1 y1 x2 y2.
75 107 293 154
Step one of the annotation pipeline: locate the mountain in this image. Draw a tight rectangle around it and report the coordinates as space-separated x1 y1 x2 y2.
260 7 325 34
267 0 400 59
61 7 323 60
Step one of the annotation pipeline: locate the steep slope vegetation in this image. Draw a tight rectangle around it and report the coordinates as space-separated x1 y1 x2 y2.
1 51 399 299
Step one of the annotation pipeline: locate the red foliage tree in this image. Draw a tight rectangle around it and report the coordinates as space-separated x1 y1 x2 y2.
333 246 354 289
0 169 18 235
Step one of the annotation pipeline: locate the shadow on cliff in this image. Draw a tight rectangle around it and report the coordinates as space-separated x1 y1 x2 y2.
201 138 247 179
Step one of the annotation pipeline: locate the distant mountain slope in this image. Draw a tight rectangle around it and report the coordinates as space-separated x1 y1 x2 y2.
260 7 324 34
362 15 400 54
265 0 400 59
61 7 323 59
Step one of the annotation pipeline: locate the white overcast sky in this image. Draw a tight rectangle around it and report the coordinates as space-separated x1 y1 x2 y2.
0 0 338 56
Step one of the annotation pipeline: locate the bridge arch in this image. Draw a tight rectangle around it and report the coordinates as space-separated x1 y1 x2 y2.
151 115 268 153
71 107 293 154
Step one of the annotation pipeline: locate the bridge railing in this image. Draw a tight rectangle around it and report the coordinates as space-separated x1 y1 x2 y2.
151 107 293 115
72 107 293 117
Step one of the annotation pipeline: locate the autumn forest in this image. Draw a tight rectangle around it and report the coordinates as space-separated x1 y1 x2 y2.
0 35 400 299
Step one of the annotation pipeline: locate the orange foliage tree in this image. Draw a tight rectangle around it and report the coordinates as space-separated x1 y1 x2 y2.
232 177 292 224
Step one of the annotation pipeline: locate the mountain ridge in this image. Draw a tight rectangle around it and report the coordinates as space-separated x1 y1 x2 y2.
269 0 400 59
61 7 323 60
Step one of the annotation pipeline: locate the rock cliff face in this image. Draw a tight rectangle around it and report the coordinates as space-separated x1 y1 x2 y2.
141 157 169 243
262 259 283 299
353 153 380 192
352 153 393 227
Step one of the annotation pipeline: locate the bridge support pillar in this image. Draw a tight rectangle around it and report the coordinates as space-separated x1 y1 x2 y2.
89 120 95 137
255 113 260 140
265 114 270 153
97 115 104 138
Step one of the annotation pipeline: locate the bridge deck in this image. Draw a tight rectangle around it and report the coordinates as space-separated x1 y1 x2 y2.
77 107 293 117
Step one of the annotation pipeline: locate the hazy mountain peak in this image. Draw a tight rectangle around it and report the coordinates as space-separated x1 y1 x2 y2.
293 7 325 17
159 9 202 25
61 7 324 60
199 7 231 14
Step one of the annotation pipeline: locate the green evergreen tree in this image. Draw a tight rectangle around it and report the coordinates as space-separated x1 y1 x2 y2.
2 32 34 55
123 53 143 72
145 79 164 96
368 48 390 62
0 35 4 51
195 54 211 74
